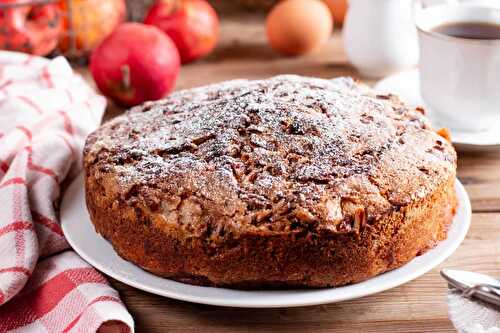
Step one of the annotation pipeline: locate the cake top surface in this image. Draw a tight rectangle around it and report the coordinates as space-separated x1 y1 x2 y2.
84 75 456 235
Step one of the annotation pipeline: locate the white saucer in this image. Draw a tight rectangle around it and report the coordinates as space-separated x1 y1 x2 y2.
375 69 500 151
61 174 471 308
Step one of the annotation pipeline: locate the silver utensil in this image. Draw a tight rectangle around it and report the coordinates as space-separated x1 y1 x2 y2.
441 268 500 307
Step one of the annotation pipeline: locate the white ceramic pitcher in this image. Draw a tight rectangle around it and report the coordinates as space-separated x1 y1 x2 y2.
343 0 419 78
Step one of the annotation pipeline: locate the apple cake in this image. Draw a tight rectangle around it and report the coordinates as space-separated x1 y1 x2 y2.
83 75 457 288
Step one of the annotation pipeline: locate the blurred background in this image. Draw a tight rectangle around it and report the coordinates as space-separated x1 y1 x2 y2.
0 0 344 59
0 0 356 111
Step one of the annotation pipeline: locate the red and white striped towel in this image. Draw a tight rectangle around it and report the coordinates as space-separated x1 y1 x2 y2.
0 52 134 332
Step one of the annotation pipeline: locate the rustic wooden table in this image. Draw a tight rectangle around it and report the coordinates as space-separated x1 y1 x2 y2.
80 9 500 333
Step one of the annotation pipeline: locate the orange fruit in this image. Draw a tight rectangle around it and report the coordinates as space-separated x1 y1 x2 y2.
59 0 126 54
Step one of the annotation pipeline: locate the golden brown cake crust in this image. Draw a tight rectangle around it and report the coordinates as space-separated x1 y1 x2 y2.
83 75 457 288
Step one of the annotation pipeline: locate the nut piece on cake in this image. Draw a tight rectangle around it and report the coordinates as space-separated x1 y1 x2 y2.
84 75 457 289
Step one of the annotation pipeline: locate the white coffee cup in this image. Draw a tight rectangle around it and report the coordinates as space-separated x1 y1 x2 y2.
415 1 500 132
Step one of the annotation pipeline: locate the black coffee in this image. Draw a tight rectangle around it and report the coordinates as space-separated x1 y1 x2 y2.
432 22 500 40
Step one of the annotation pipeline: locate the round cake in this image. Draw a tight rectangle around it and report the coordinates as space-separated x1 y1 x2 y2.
84 75 457 288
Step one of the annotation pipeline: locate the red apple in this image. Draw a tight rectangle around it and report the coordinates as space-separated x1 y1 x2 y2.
0 0 63 56
144 0 219 64
90 23 180 107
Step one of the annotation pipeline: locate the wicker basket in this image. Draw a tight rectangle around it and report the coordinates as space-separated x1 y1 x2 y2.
0 0 127 60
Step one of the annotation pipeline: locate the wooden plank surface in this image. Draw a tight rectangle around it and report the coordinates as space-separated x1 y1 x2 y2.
79 7 500 332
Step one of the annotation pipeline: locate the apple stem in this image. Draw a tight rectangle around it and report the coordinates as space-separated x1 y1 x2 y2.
121 65 131 91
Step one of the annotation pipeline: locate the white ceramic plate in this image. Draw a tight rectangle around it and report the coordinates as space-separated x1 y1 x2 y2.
61 174 471 308
375 69 500 151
